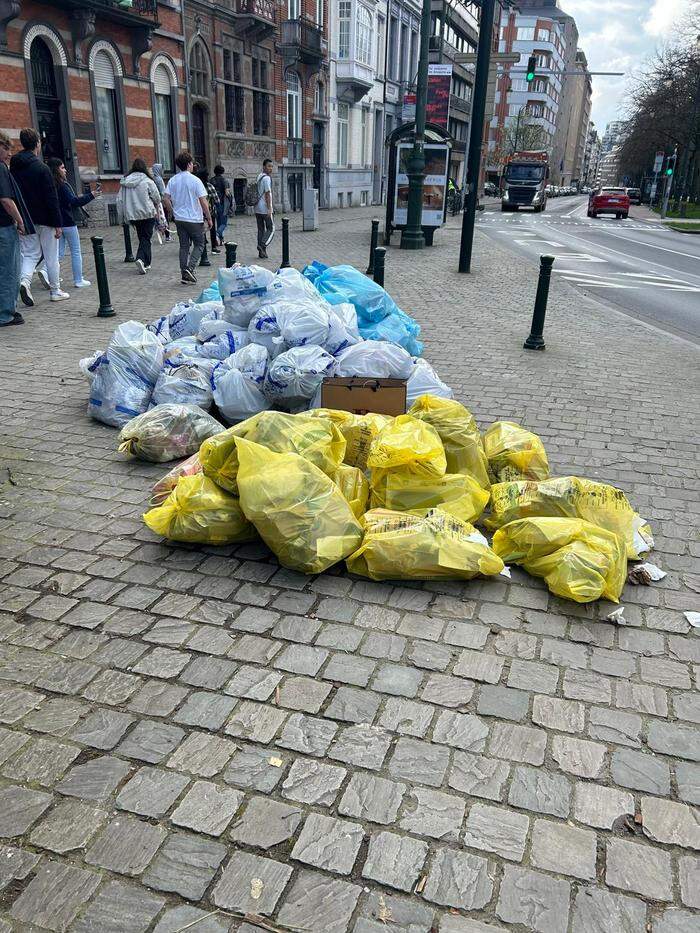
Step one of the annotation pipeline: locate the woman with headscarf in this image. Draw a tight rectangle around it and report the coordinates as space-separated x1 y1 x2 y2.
151 163 172 243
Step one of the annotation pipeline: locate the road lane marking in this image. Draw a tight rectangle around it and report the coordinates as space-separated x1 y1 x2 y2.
590 227 700 261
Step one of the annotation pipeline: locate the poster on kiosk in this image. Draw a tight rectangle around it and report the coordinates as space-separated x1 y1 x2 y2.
394 142 449 227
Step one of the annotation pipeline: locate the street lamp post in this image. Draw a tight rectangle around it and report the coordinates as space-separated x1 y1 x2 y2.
400 0 431 250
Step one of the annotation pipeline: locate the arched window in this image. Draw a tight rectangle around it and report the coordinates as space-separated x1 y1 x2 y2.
287 71 301 139
152 62 175 173
356 5 372 65
190 42 209 97
92 48 122 173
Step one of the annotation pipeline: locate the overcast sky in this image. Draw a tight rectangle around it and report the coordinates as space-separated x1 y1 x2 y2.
562 0 694 136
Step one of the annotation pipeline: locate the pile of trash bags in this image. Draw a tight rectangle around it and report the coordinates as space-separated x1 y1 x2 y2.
80 265 449 430
129 397 653 603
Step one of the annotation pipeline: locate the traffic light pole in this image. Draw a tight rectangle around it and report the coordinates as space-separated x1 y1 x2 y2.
400 0 432 250
458 0 496 273
660 146 677 218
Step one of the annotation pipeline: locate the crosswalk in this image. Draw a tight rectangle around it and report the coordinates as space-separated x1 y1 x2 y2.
478 216 657 232
552 269 700 292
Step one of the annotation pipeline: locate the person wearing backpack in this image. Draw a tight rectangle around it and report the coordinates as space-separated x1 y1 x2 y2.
248 158 274 259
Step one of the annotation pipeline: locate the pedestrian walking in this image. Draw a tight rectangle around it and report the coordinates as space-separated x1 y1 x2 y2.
163 151 213 285
151 163 172 242
0 131 33 327
10 127 67 306
212 164 231 247
41 158 99 289
116 158 161 275
197 168 221 254
253 158 274 259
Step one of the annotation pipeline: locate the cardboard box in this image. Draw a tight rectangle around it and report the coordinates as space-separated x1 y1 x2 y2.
321 377 407 416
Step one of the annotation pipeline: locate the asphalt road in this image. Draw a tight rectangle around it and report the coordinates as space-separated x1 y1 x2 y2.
476 195 700 343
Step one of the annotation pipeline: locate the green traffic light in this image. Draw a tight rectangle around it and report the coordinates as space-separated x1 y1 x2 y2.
527 71 535 81
666 168 673 175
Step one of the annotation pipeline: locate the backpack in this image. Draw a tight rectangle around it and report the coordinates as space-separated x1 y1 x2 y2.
244 176 262 208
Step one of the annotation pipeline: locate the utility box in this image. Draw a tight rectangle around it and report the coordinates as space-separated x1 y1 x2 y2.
303 188 319 231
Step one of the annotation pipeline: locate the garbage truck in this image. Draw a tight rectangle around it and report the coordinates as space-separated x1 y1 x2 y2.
501 150 549 212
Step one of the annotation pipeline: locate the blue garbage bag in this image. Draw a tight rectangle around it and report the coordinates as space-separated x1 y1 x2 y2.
197 280 221 303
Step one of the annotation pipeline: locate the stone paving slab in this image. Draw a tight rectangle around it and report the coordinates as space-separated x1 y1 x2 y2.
0 207 699 930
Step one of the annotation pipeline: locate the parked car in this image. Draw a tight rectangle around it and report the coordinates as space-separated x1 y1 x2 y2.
626 187 641 205
588 187 630 219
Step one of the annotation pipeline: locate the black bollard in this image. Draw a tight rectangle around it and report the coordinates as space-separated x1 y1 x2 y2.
225 242 238 267
373 247 386 288
281 216 290 268
122 223 135 262
524 255 554 350
199 242 211 267
366 218 380 275
91 236 115 318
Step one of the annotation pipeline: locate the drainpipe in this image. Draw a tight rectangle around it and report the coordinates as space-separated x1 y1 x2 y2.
180 0 192 152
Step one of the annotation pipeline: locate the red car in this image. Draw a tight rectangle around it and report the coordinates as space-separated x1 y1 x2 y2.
588 187 630 219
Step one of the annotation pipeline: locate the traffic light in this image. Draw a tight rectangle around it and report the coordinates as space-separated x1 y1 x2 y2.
526 55 537 83
666 153 676 176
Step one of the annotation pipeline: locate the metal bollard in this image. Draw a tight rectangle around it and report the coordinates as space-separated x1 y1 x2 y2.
373 247 386 288
366 218 380 275
199 242 211 267
225 242 238 267
122 223 135 262
91 236 115 318
281 216 291 268
524 254 554 350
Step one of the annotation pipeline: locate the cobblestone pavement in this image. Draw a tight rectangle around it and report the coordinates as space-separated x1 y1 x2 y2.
0 207 699 933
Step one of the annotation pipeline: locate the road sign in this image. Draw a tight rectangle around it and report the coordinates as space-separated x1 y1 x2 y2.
653 151 664 173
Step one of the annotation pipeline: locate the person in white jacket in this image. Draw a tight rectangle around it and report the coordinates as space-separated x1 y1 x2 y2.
116 158 161 275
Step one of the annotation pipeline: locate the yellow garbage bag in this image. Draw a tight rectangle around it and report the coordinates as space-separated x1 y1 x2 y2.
492 517 627 603
200 410 346 494
370 470 490 524
483 421 549 482
368 414 446 479
487 476 653 559
309 409 394 471
334 463 370 520
143 473 255 545
149 452 202 507
408 395 490 489
235 438 363 574
346 508 505 581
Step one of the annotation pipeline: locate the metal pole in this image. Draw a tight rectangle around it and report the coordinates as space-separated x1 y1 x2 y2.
122 223 135 262
400 0 431 250
459 0 496 273
91 236 115 318
661 147 676 219
225 242 238 267
366 218 380 274
523 255 554 350
281 216 291 268
373 247 386 288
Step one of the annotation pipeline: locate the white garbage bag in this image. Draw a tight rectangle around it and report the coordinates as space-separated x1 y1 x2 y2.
152 359 215 409
248 306 288 359
264 345 335 409
198 318 244 341
334 340 414 379
79 350 102 382
164 336 200 364
168 301 216 340
266 266 332 312
227 343 269 385
146 315 171 344
218 265 276 327
406 358 454 406
332 302 360 339
211 351 271 424
195 328 250 361
326 306 360 355
275 302 331 348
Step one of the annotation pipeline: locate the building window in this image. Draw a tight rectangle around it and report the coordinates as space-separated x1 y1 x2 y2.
223 48 244 133
252 57 271 136
189 41 209 97
152 63 175 173
92 49 122 173
536 26 551 41
535 52 550 69
287 71 301 139
316 0 323 26
359 108 368 166
388 17 398 79
360 189 367 206
527 102 544 118
338 192 344 207
314 81 325 114
337 102 349 165
399 23 407 82
289 0 300 18
338 1 351 59
356 5 372 66
376 15 385 76
516 26 535 41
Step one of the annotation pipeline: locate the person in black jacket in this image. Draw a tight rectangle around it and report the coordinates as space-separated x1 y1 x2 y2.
39 158 99 289
10 127 67 306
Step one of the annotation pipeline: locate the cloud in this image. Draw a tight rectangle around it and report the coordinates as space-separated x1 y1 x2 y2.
643 0 690 35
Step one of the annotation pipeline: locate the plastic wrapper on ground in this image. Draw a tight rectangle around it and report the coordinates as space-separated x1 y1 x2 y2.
118 404 223 463
486 476 653 559
152 359 215 409
200 410 346 495
334 463 370 519
143 473 255 545
368 414 446 479
492 516 627 603
150 453 202 506
218 265 277 327
334 341 414 379
264 345 335 409
370 470 490 524
483 420 549 482
235 437 363 574
346 508 505 581
409 395 489 489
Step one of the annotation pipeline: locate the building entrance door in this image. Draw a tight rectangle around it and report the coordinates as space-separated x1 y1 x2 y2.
312 122 324 205
30 38 66 163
